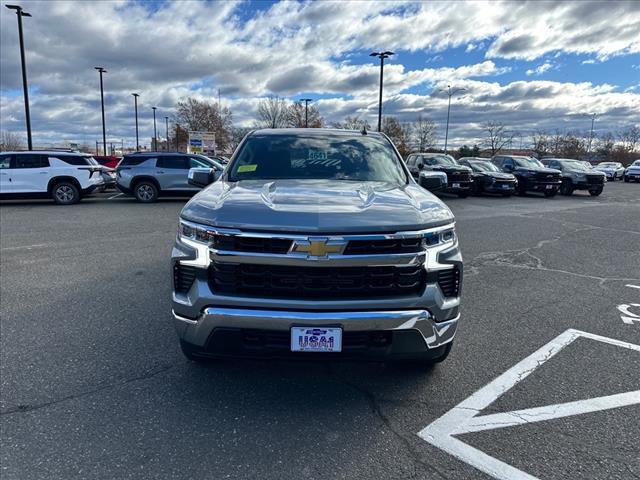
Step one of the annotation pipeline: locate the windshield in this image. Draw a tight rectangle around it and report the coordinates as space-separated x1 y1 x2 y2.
562 161 589 171
228 133 407 184
470 161 500 172
421 154 457 166
513 157 543 168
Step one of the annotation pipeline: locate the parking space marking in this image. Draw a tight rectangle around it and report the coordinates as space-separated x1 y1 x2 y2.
626 284 640 290
107 193 123 200
418 329 640 480
618 304 640 325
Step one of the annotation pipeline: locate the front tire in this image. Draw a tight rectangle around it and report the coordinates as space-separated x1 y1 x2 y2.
560 180 574 196
589 188 603 196
544 189 558 198
517 181 527 196
134 181 158 203
52 181 80 205
624 176 630 183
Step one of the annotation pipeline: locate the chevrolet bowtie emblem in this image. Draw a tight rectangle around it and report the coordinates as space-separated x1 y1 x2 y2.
291 238 345 258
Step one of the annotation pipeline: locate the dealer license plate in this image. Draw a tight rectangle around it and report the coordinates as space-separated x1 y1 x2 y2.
291 327 342 352
546 185 554 189
502 184 510 189
452 182 460 188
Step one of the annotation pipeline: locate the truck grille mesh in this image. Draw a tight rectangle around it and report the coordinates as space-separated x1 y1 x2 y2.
210 262 426 300
174 264 197 293
437 267 460 298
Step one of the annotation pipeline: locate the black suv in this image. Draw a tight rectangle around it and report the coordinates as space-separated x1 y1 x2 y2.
541 158 605 196
458 157 517 196
491 155 561 197
405 153 473 197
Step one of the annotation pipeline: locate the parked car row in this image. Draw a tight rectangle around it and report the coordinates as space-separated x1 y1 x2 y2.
0 147 637 205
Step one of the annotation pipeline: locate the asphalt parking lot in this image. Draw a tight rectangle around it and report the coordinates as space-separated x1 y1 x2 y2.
1 183 639 480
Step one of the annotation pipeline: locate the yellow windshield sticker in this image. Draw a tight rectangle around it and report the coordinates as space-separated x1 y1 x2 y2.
237 164 257 173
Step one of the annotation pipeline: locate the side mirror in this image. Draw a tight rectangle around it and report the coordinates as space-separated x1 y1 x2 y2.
419 170 447 191
188 167 218 188
417 163 424 170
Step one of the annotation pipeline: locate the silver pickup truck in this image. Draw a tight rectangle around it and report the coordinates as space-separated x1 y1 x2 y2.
171 129 462 365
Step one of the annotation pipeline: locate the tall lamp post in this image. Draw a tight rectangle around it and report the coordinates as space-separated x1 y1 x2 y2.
164 116 169 151
151 107 157 151
440 85 466 154
132 93 140 150
299 98 312 127
369 51 394 132
94 67 107 155
6 4 33 150
583 112 599 153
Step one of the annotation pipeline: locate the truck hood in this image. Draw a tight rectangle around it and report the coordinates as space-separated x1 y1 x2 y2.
180 179 454 233
424 165 471 173
476 171 515 180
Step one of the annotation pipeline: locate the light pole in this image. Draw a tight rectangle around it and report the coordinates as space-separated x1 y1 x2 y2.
152 107 157 151
583 112 599 153
299 98 312 127
440 85 466 154
370 51 394 132
132 93 140 150
165 116 169 151
6 4 33 150
94 67 107 155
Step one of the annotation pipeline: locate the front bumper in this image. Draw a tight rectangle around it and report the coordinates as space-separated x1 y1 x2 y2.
173 308 458 359
443 181 473 194
521 179 561 192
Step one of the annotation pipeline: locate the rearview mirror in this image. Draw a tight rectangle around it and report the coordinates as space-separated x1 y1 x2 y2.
418 170 447 191
188 167 219 188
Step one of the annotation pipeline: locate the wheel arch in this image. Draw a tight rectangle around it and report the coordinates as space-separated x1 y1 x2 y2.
47 176 82 194
131 175 161 191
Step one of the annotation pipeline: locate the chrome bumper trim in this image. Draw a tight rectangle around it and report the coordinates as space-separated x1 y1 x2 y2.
174 307 458 350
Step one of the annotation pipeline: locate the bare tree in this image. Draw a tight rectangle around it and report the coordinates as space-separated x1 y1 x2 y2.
596 132 615 159
333 116 371 131
411 115 437 152
382 116 412 157
530 131 550 158
482 121 514 156
257 96 289 128
285 101 324 128
0 130 24 151
229 126 253 154
174 97 233 151
556 131 586 159
618 126 640 153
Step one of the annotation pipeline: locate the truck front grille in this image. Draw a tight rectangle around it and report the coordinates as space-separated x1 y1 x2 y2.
536 172 560 182
213 235 424 256
448 172 471 183
343 238 422 255
213 235 292 254
437 267 460 298
586 175 604 185
210 262 426 300
174 264 197 293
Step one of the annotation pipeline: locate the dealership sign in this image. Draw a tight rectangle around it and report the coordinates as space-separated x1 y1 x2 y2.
188 131 216 154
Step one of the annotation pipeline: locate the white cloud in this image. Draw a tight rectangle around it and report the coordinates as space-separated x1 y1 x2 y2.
526 62 554 76
0 0 638 148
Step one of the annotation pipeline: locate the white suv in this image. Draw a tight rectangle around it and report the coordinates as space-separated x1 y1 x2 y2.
0 151 104 204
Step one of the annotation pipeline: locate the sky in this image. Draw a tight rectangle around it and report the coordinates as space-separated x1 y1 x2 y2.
1 0 639 150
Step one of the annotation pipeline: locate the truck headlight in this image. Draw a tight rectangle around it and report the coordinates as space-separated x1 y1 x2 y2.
178 220 212 267
423 226 456 248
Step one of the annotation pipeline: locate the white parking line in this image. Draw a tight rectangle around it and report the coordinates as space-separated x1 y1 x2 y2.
626 284 640 290
107 193 123 200
418 329 640 480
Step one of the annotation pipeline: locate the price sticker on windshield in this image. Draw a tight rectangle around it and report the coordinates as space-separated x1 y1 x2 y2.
308 150 328 161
